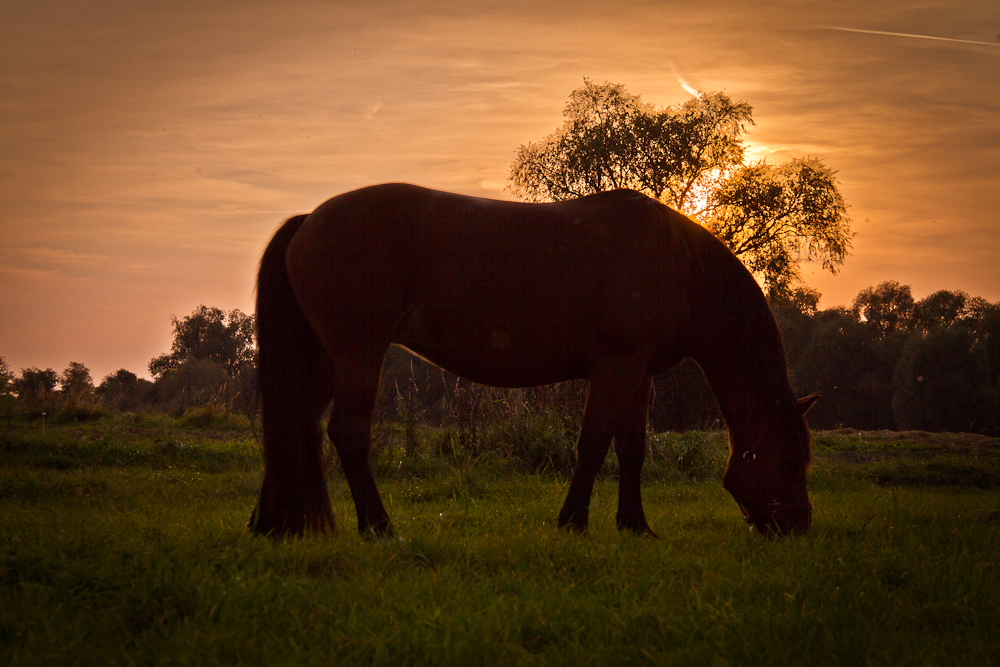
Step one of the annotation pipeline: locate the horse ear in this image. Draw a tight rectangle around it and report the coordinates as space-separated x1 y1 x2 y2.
796 392 820 415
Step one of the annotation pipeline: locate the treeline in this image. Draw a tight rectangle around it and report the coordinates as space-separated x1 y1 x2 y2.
653 281 1000 434
0 306 257 423
3 282 998 435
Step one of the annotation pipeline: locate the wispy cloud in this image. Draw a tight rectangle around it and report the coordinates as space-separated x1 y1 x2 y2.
812 26 1000 48
18 247 109 267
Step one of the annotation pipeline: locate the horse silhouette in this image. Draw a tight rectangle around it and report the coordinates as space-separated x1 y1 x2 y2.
249 184 818 538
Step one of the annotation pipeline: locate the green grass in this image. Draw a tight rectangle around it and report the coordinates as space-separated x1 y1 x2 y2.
1 417 999 665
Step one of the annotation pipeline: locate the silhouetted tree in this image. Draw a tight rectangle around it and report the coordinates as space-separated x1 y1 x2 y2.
509 80 752 211
96 369 153 410
768 285 820 386
893 326 997 434
0 356 13 395
792 309 872 429
152 357 231 410
706 158 851 292
968 300 1000 384
149 305 254 378
13 367 58 401
851 280 915 340
60 362 94 404
913 289 971 331
508 79 853 292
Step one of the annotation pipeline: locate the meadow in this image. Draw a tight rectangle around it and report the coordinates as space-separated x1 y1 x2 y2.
1 412 999 666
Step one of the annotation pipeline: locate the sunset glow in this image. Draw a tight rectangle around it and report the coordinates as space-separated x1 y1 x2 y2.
1 0 998 381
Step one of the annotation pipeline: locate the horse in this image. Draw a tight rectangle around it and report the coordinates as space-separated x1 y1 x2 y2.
248 183 818 539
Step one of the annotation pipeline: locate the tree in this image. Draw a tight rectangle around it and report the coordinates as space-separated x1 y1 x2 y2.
852 280 915 340
792 308 873 429
60 362 94 403
508 79 853 292
152 357 231 409
149 305 255 378
96 369 153 410
893 326 997 434
509 80 753 210
13 367 58 405
913 289 972 331
767 284 821 378
705 158 851 291
0 356 13 395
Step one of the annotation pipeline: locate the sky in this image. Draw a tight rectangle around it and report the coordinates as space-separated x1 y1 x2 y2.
1 0 999 382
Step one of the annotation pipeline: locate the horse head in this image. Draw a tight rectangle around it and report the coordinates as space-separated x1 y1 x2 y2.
723 393 819 536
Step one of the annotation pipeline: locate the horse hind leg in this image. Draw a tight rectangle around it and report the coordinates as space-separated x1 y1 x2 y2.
326 352 393 538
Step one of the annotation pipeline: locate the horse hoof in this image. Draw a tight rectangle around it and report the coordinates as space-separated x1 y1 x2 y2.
559 521 589 534
617 521 658 538
359 522 395 541
557 508 589 534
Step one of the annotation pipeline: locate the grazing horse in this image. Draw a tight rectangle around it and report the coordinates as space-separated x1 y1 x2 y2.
249 183 818 539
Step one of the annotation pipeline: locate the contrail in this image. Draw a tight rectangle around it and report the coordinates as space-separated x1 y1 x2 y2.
669 62 701 98
813 25 1000 47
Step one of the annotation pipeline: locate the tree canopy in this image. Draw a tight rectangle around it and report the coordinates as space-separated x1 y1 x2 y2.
13 367 58 401
0 356 13 395
852 280 915 340
60 361 94 402
149 305 254 378
508 79 853 292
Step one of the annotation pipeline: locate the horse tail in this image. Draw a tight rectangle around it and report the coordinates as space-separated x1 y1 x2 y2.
249 213 336 537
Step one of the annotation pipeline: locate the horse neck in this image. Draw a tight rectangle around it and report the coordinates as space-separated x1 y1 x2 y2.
691 268 795 442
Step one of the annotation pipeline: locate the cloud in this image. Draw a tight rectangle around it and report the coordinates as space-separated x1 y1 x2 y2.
811 25 1000 47
18 247 109 267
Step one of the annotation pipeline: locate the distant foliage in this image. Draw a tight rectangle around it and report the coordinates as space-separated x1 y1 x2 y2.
148 305 255 379
0 356 14 395
60 361 94 404
96 369 154 411
13 367 58 401
147 305 257 415
3 284 997 434
892 326 997 433
782 282 1000 434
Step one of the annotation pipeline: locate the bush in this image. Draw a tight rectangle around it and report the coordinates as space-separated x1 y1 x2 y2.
54 402 110 424
152 358 231 411
177 404 251 430
647 431 728 481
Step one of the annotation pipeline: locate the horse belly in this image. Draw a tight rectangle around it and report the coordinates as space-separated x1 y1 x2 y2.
394 286 594 387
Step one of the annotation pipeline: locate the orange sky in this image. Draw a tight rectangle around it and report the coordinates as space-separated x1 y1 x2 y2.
1 0 999 382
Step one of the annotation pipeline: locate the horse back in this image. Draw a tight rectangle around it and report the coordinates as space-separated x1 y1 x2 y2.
286 184 710 386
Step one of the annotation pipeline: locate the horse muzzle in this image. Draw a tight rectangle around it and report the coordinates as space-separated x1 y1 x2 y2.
740 501 812 537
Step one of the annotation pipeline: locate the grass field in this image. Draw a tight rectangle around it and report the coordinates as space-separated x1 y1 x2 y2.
2 414 999 666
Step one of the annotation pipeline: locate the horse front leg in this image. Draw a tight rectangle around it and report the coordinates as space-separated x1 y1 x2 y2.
558 353 649 533
557 424 613 533
614 375 656 536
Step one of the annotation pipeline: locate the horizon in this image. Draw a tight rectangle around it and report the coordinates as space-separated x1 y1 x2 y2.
2 0 999 382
